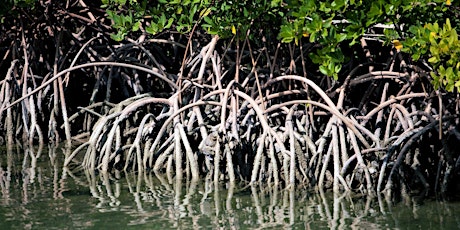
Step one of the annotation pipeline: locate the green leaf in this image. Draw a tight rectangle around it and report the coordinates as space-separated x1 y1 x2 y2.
200 8 212 18
428 56 440 64
279 25 295 43
132 21 140 31
159 14 166 26
448 29 458 46
439 65 446 75
446 67 454 80
334 63 342 73
110 32 125 41
430 45 440 56
145 23 159 34
331 0 346 11
271 0 282 7
308 53 322 64
309 32 317 42
319 65 329 76
455 81 460 91
445 18 451 31
336 33 347 43
368 3 382 18
165 18 174 29
203 16 213 25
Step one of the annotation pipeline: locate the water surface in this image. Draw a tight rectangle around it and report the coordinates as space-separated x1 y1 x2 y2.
0 146 459 229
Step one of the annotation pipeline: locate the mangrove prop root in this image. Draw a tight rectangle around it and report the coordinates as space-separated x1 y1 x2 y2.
2 14 459 198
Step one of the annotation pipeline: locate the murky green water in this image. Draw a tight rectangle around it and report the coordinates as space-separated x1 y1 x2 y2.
0 146 459 229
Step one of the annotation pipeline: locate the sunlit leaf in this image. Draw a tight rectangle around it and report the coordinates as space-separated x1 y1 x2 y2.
428 56 439 63
319 65 329 76
132 21 140 31
392 40 403 51
200 8 212 18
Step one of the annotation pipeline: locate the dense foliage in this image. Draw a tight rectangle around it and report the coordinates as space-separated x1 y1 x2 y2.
100 0 460 90
3 1 459 90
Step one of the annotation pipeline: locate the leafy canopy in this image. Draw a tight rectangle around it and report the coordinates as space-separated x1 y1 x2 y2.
3 0 459 92
102 0 457 91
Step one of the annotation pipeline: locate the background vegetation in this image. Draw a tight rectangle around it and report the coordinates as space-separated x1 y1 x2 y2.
99 0 460 88
2 0 459 89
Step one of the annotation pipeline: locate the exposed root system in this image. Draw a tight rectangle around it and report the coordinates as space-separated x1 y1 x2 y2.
1 1 460 198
